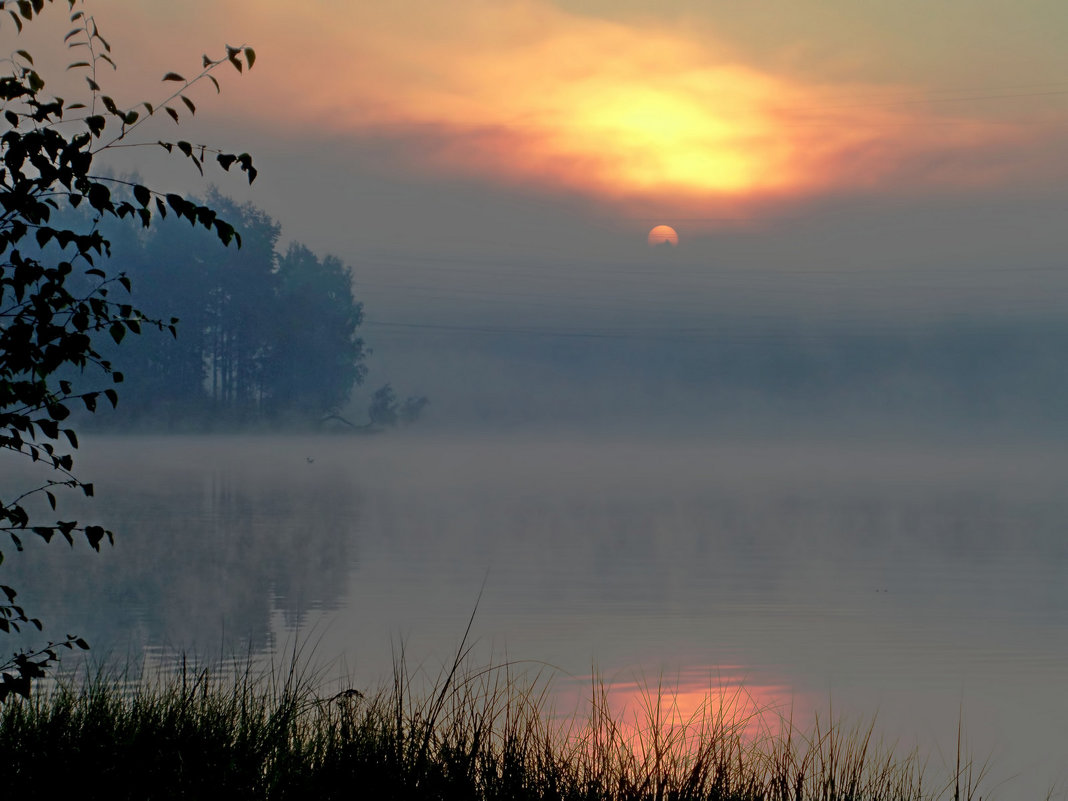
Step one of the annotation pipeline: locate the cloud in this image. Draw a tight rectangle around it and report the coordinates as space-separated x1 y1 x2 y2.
44 0 1058 210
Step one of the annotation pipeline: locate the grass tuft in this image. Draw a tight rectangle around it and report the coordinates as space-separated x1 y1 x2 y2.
0 653 994 801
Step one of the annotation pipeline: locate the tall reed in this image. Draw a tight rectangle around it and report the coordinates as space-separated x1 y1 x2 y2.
0 654 996 801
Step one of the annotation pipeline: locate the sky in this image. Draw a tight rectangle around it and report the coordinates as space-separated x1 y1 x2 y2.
22 1 1068 280
12 0 1068 423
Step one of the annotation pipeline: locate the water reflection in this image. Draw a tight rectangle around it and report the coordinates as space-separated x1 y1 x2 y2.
3 436 362 658
554 667 800 749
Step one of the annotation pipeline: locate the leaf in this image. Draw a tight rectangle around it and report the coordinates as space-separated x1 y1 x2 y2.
244 47 256 69
45 491 56 510
16 49 33 64
66 61 90 70
74 638 90 650
84 525 104 551
214 219 236 246
86 76 99 92
46 403 70 421
226 45 243 73
208 75 220 94
165 106 179 124
85 114 105 136
133 184 150 207
196 206 216 228
86 183 111 212
162 72 185 82
109 322 125 345
237 153 258 184
180 95 195 115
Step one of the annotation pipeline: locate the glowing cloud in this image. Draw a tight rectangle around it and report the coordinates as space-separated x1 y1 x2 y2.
81 0 1031 206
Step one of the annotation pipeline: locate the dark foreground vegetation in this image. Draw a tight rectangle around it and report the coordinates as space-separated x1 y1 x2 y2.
1 657 993 801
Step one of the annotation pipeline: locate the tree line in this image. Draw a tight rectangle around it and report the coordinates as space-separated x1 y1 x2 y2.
89 189 425 428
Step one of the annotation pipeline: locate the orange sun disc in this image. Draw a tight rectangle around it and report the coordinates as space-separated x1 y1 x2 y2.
648 225 679 247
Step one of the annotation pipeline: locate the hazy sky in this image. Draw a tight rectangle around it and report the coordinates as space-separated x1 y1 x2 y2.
17 1 1068 332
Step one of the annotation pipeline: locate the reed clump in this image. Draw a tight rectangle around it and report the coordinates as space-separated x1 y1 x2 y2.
0 656 988 801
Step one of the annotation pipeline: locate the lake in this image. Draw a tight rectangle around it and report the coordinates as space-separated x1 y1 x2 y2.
6 431 1067 798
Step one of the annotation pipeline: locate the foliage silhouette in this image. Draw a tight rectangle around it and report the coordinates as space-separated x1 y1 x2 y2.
367 383 429 430
0 0 254 699
93 198 372 426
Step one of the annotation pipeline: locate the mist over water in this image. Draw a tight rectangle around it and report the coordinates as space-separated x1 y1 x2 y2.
6 429 1067 798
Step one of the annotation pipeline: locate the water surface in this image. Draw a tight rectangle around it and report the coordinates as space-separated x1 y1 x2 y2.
6 432 1067 797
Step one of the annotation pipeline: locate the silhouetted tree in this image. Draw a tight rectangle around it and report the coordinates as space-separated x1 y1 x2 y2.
267 242 367 417
399 395 429 425
367 384 428 429
197 194 280 416
97 207 370 425
367 384 399 428
0 0 255 698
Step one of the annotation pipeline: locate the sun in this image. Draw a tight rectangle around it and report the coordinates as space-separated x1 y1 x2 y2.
648 224 679 247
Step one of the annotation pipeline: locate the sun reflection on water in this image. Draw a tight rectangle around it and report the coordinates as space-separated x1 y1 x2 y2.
552 666 805 760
